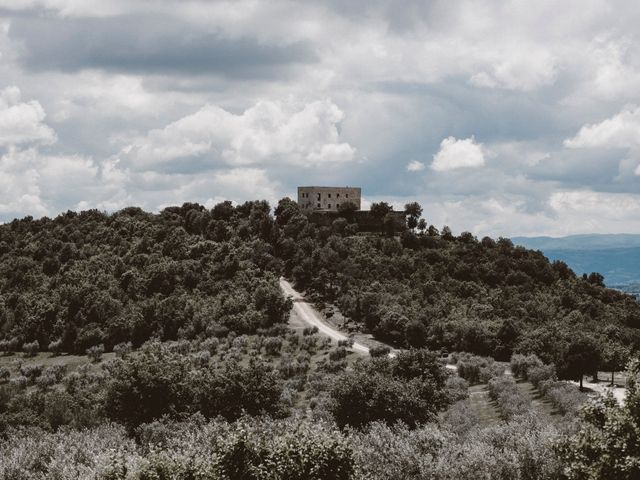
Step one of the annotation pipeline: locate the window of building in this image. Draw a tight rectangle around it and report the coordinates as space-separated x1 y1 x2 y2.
337 203 340 208
337 193 340 197
317 203 321 208
317 193 321 201
346 193 349 198
328 204 331 209
328 193 331 198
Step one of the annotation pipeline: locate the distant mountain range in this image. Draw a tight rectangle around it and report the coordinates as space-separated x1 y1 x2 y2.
512 234 640 291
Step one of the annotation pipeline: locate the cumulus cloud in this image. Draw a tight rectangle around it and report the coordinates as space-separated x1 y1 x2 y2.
468 49 558 91
0 86 57 147
431 136 485 172
0 147 124 218
406 160 425 172
121 99 356 172
564 105 640 149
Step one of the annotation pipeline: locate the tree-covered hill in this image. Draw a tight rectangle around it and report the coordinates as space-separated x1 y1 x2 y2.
0 202 290 354
1 197 639 379
274 198 640 378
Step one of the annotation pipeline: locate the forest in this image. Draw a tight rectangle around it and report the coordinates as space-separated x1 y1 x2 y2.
0 199 639 478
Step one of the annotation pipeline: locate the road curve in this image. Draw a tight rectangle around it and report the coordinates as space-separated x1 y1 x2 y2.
279 277 370 355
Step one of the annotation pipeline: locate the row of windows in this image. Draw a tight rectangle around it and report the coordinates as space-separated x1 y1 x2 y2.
300 192 350 199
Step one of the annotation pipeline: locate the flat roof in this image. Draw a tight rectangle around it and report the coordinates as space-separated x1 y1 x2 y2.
297 186 361 189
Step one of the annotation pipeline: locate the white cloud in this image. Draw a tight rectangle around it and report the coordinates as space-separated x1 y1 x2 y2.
121 99 355 171
431 136 485 172
406 160 425 172
564 105 640 149
0 86 57 147
468 48 558 91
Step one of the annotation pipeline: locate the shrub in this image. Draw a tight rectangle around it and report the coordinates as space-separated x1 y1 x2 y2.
329 346 348 362
47 338 63 356
527 364 556 388
542 381 586 416
10 375 28 389
20 363 43 383
457 353 504 384
338 338 354 348
86 344 105 363
0 337 19 355
22 341 39 357
113 341 132 358
445 375 469 402
488 375 532 420
264 337 283 356
370 345 391 358
193 350 211 368
201 337 219 354
0 367 10 383
510 353 544 379
303 326 319 336
331 350 452 429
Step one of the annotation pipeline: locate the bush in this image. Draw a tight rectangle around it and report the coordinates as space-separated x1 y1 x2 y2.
201 337 219 354
457 353 504 384
22 341 39 357
0 367 10 383
488 375 532 420
113 341 132 358
20 363 43 383
527 364 556 388
541 380 586 416
338 338 354 348
329 346 347 362
47 338 63 356
370 345 391 358
264 337 283 356
86 344 104 363
510 353 544 379
445 375 469 402
331 350 452 429
303 326 319 336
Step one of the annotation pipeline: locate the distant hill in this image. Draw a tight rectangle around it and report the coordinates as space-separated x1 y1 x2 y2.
512 234 640 286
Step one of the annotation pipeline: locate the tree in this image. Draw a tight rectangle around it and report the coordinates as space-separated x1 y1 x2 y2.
337 201 358 221
330 351 451 429
602 344 629 386
404 202 423 231
370 202 392 234
417 218 427 234
559 358 640 479
560 335 602 390
587 272 605 287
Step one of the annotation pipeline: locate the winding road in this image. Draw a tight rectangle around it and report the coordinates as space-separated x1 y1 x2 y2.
279 277 371 355
280 278 626 404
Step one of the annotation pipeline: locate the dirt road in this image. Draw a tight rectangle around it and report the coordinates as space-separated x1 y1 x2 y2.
279 277 371 355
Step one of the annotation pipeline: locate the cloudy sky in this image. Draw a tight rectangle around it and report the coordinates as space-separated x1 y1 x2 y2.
1 0 640 236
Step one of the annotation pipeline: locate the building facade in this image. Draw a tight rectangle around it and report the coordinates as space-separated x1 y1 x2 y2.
297 186 362 212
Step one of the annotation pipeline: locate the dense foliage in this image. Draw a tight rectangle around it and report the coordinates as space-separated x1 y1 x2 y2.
2 199 640 477
330 349 452 428
274 198 640 379
0 202 289 354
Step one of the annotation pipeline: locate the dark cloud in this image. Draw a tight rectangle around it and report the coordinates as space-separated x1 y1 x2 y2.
10 14 317 77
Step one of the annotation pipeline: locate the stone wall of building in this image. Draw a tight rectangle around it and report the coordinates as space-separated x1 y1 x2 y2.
297 186 361 212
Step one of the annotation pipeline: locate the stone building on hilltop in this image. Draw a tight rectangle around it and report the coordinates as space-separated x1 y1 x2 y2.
297 186 361 212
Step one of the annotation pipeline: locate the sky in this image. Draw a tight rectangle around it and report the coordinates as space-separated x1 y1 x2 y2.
1 0 640 237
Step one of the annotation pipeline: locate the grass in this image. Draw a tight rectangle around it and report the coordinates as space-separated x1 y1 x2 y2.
466 384 501 425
